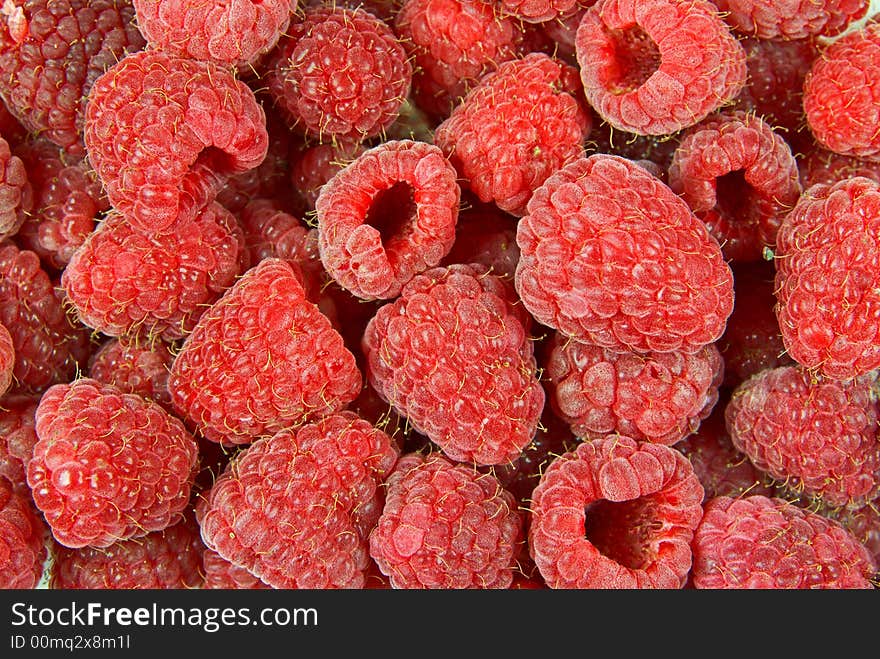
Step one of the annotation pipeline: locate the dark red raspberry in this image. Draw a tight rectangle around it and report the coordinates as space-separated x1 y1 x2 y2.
199 411 398 589
264 6 412 143
239 198 312 269
547 332 724 446
169 258 363 446
725 365 880 509
586 118 680 175
0 394 39 493
202 548 270 590
692 495 876 589
0 241 91 394
27 378 200 548
50 515 205 589
528 435 705 588
369 452 523 589
362 263 545 465
0 134 30 240
515 153 734 354
84 49 269 233
575 0 746 136
289 139 365 212
88 337 175 411
0 98 27 147
440 202 520 282
132 0 294 69
0 0 146 157
538 3 592 62
804 20 880 162
0 474 47 588
668 111 801 263
818 500 880 567
62 203 246 342
316 139 461 301
773 176 880 380
434 52 591 216
798 145 880 189
713 0 870 40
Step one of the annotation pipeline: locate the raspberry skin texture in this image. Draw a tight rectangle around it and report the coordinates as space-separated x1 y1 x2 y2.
0 241 91 394
316 139 461 301
725 366 880 509
84 49 269 233
0 0 147 158
575 0 747 136
27 378 200 549
0 134 31 240
368 452 523 589
0 475 48 589
668 111 802 263
691 495 876 589
433 52 591 217
50 515 205 589
202 548 270 589
362 263 545 466
88 337 175 411
528 435 705 588
773 176 880 380
132 0 295 69
61 203 246 342
515 153 734 354
713 0 870 40
547 332 724 446
803 21 880 162
0 394 39 493
169 258 363 446
264 6 412 142
497 0 582 24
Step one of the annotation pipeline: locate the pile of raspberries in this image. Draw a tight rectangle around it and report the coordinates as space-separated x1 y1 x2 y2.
2 0 880 590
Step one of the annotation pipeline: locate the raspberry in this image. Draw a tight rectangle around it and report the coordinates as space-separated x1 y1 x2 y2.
50 515 205 589
440 202 520 282
725 365 880 509
0 241 91 394
199 411 399 589
668 111 801 263
131 0 294 69
0 393 38 493
202 548 270 590
169 258 363 446
289 139 365 212
803 20 880 162
62 203 246 342
818 500 880 566
515 153 734 354
498 0 582 24
538 4 591 62
0 0 146 157
316 139 461 300
433 52 591 216
773 176 880 380
368 452 523 589
88 337 175 411
547 332 724 446
713 0 870 40
264 6 412 142
691 495 876 589
0 474 47 589
0 134 30 240
575 0 747 136
239 198 312 268
84 49 269 233
27 378 200 548
362 263 545 465
528 435 705 588
799 146 880 189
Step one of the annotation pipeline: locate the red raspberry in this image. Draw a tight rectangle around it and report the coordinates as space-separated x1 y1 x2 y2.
497 0 582 24
289 139 365 212
0 321 12 396
668 111 801 263
803 20 880 162
202 548 270 590
264 6 412 143
773 176 880 380
316 139 460 301
169 258 363 446
27 378 200 548
0 241 91 394
691 495 876 589
538 3 592 62
0 394 39 493
515 153 734 354
50 515 205 589
199 411 399 589
713 0 870 40
362 263 545 465
132 0 294 69
725 365 880 509
798 145 880 189
0 134 30 240
0 474 47 589
239 198 312 268
62 203 246 342
88 337 175 411
818 500 880 567
369 452 523 589
440 202 520 282
0 0 146 157
433 52 591 216
84 49 269 233
547 332 724 446
528 435 705 588
575 0 747 136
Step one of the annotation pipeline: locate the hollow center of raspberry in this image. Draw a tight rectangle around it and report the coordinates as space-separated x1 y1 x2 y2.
715 169 757 223
607 26 661 94
364 181 416 246
583 498 659 570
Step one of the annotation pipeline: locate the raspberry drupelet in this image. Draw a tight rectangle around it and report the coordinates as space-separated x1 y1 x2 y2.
0 474 48 589
0 134 30 240
87 336 176 412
